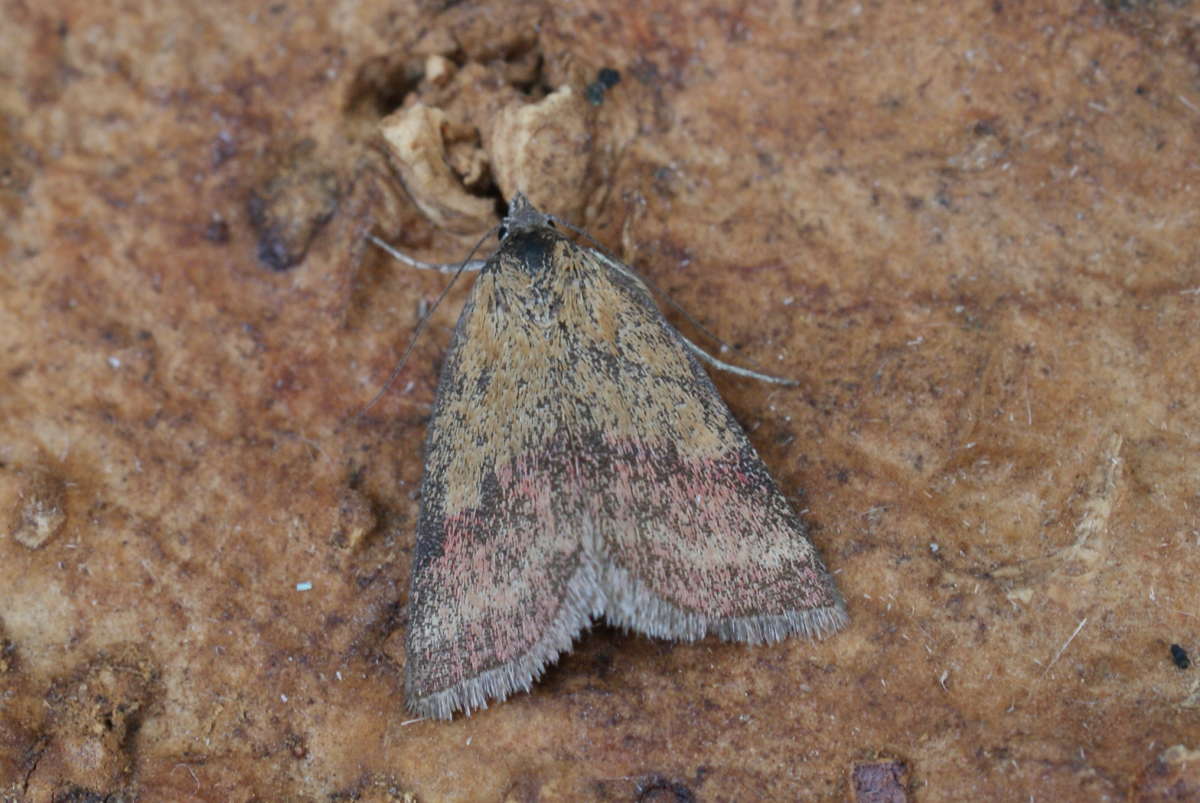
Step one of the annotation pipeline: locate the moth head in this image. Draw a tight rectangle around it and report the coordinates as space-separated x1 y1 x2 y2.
499 192 556 240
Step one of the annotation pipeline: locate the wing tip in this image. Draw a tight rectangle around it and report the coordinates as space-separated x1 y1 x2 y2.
405 560 607 720
598 559 848 643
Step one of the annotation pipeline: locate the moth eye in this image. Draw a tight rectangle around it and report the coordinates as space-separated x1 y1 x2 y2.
545 219 557 229
497 226 508 241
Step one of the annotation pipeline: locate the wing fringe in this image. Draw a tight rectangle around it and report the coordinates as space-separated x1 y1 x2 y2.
407 554 848 720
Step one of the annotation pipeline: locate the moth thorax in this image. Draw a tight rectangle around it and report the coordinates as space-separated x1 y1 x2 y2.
502 228 564 278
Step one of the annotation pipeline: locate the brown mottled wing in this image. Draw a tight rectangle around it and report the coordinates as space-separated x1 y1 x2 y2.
404 230 604 720
561 248 847 644
404 225 845 719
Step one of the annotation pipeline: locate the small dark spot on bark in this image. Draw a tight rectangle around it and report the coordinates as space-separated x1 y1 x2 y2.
852 759 910 802
50 787 109 803
972 119 997 137
246 157 340 271
636 775 696 803
204 217 230 244
585 67 621 106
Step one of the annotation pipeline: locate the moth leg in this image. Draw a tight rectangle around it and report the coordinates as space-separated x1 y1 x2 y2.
368 234 486 274
358 234 488 415
679 336 798 386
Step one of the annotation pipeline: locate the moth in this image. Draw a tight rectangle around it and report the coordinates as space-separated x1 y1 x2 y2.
377 193 847 719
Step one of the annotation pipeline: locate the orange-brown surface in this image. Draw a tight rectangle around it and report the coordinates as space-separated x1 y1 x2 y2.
2 1 1198 800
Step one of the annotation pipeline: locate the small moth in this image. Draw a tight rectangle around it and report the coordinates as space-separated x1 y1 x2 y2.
381 193 847 719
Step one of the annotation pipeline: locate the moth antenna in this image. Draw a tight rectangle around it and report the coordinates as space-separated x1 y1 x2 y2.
556 217 800 387
358 227 498 417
